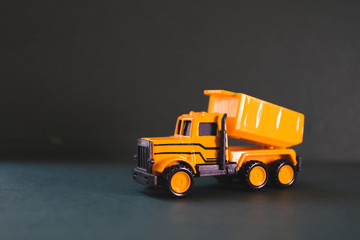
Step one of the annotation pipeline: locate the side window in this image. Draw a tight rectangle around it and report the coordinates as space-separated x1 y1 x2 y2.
199 123 217 136
183 121 192 136
176 120 182 135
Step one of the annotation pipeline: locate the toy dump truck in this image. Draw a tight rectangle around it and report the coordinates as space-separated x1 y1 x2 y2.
133 90 304 197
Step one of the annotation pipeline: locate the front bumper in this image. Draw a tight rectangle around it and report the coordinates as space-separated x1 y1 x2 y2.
133 167 158 188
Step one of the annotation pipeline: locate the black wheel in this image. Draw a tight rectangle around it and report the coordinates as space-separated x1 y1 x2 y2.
240 160 269 190
271 160 296 188
165 165 194 197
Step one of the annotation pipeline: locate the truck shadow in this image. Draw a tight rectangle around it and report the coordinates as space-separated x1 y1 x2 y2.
141 179 359 204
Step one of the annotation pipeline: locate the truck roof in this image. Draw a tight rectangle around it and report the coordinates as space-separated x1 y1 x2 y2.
179 111 220 120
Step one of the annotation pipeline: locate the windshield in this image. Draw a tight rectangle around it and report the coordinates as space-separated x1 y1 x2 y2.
176 120 182 135
183 120 192 136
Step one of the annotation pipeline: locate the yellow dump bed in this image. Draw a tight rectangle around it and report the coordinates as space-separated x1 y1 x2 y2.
205 90 304 148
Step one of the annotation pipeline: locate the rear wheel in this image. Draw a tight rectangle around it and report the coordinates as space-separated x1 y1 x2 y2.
165 165 194 197
240 161 269 190
272 160 296 188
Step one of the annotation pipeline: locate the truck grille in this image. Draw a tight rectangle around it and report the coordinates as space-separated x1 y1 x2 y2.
137 145 149 169
137 139 152 172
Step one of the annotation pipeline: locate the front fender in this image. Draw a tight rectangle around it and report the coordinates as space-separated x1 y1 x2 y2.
152 156 196 175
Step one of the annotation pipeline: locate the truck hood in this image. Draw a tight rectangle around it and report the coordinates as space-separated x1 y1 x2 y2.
142 136 192 145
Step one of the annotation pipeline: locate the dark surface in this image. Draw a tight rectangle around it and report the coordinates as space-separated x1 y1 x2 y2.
0 159 359 240
2 1 360 160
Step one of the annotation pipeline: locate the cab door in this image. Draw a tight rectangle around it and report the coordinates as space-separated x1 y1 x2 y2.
193 121 220 164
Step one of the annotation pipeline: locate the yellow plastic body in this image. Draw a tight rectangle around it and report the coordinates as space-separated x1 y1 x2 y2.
141 90 303 178
205 90 304 148
228 146 297 169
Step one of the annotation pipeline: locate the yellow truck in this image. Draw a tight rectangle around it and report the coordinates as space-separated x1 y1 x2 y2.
133 90 305 197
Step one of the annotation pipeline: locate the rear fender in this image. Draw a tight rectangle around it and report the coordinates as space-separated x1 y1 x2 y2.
237 149 297 169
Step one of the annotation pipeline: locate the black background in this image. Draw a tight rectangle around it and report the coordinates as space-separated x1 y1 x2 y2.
2 0 360 161
1 2 360 240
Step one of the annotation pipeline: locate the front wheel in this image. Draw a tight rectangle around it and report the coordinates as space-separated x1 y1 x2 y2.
165 165 194 197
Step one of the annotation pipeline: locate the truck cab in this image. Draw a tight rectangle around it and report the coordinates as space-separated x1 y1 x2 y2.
138 112 227 174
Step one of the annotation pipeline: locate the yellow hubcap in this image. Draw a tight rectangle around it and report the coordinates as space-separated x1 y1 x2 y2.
249 166 267 186
170 171 191 193
278 165 294 185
